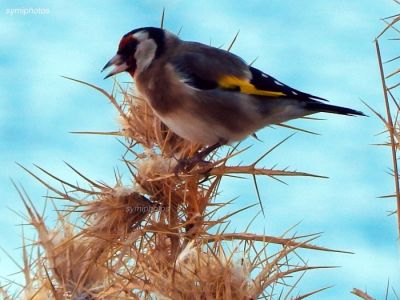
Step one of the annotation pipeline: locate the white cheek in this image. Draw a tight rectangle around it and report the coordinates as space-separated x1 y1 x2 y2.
135 40 156 74
132 31 149 41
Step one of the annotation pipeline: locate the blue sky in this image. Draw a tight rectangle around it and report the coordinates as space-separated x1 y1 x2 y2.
1 0 399 298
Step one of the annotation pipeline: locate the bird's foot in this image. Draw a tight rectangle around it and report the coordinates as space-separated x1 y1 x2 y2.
173 142 222 177
173 155 209 176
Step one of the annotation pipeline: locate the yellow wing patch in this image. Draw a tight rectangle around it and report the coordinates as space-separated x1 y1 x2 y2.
218 76 286 97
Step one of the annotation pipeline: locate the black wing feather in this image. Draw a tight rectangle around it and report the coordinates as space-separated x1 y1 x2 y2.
249 66 329 102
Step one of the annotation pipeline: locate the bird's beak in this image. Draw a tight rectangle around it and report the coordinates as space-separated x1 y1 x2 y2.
102 54 128 79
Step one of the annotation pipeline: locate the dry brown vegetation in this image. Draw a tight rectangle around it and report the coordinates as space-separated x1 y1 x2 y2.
366 4 400 237
0 77 341 299
352 2 400 298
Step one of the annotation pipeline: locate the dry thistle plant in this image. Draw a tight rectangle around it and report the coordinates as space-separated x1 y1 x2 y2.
352 1 400 298
351 288 375 300
0 78 345 299
364 2 400 237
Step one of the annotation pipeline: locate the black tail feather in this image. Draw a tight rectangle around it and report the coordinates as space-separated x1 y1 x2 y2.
305 102 365 116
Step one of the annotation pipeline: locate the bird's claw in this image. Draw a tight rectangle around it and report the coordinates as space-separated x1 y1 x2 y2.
173 156 204 176
173 143 222 178
173 157 213 178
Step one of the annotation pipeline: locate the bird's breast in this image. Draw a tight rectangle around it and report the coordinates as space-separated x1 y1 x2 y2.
135 64 188 115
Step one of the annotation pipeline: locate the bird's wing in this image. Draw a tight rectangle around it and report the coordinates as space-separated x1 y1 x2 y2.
170 42 327 101
246 66 328 101
169 42 251 89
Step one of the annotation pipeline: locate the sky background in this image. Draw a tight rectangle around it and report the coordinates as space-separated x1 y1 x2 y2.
1 0 400 299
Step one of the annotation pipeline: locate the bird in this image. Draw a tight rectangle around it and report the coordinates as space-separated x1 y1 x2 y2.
102 27 364 171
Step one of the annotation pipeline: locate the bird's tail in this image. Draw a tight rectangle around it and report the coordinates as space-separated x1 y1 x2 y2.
305 101 365 116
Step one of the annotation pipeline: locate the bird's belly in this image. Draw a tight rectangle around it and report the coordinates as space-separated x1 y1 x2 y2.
137 80 261 145
157 110 223 145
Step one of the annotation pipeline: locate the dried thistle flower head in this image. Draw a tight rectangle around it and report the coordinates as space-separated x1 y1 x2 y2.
135 149 177 179
83 185 153 239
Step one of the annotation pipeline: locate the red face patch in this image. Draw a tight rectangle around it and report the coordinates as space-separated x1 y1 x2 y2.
118 35 134 51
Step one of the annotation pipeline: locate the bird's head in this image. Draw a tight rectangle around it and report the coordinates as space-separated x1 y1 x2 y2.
102 27 166 79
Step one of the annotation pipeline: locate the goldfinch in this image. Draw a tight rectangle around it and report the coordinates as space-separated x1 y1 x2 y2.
103 27 364 164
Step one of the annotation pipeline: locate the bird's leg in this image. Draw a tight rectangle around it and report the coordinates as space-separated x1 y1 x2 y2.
174 142 222 175
196 142 222 161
